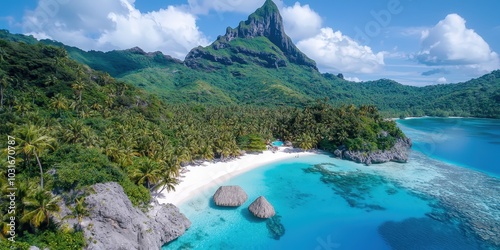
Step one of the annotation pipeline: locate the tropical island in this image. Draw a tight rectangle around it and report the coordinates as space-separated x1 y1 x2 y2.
0 0 499 249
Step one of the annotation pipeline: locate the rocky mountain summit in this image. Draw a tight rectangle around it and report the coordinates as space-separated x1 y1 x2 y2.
81 182 190 250
185 0 317 70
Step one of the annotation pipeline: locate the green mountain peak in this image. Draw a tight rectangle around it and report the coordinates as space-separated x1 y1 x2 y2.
252 0 280 19
184 0 317 70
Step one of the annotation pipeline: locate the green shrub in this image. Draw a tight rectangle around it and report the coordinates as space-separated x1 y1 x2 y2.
17 230 86 250
0 241 32 250
49 145 125 190
119 179 151 207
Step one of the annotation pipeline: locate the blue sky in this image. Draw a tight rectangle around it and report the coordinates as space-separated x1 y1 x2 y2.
1 0 499 86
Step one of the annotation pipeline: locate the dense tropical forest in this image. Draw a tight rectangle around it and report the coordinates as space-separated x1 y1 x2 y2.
0 29 499 118
0 36 405 248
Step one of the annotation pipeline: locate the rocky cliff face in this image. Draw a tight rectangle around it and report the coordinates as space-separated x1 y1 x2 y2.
185 0 317 70
334 137 412 165
81 182 190 250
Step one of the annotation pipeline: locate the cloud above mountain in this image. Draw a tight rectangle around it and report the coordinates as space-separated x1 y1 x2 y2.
416 14 499 72
23 0 209 58
281 2 322 41
280 2 384 74
297 28 384 74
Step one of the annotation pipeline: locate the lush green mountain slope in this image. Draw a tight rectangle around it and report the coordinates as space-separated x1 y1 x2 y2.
0 0 498 118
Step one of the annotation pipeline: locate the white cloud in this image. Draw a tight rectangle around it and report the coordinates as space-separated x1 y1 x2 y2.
345 76 361 82
187 0 265 14
417 14 500 72
23 0 209 59
280 2 322 41
297 28 384 74
436 77 447 84
399 26 429 37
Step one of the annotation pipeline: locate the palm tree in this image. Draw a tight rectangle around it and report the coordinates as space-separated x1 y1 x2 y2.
152 166 179 195
336 130 349 144
71 80 85 102
0 46 6 63
200 144 214 161
44 75 58 86
100 72 112 86
296 133 314 150
70 100 84 113
64 197 88 230
14 98 32 116
50 93 69 115
15 124 56 188
0 72 12 109
119 143 139 168
129 158 162 190
62 119 85 143
91 103 103 111
21 188 61 228
26 86 42 104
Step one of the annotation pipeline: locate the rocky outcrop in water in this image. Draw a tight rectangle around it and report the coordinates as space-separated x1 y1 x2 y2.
248 196 276 218
81 182 190 250
334 137 412 165
213 186 248 207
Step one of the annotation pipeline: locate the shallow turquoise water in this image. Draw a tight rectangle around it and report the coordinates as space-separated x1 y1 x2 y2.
271 141 284 147
163 118 499 250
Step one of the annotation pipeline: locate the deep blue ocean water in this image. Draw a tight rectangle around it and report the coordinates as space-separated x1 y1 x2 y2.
397 118 500 177
163 118 499 250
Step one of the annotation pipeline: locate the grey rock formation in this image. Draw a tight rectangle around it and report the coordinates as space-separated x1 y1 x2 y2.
82 182 190 250
248 196 276 218
213 186 248 207
336 137 412 165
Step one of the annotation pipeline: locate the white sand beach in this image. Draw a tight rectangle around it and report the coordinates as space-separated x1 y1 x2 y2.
156 147 315 206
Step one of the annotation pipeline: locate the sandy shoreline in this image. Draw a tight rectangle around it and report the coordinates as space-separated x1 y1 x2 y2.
156 147 315 206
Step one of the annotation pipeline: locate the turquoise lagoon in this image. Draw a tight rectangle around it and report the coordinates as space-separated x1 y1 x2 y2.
164 118 500 249
397 118 500 177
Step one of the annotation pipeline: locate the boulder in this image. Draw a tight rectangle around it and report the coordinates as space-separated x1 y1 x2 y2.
213 186 248 207
248 196 276 218
81 182 190 250
340 137 412 165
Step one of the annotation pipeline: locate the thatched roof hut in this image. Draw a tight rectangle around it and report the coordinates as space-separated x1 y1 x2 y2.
213 186 248 207
248 196 275 218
